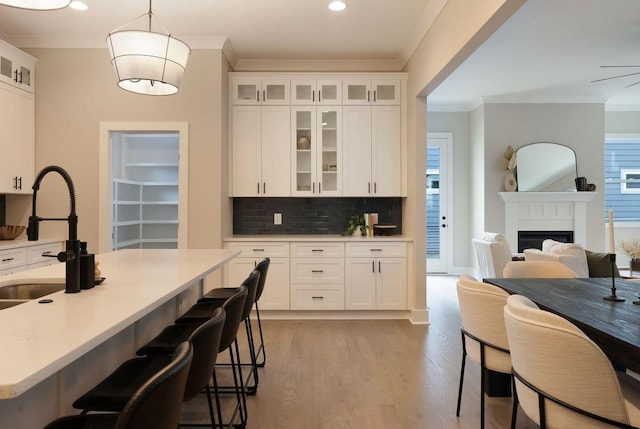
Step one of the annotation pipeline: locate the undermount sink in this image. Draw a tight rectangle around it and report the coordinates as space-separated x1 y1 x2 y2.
0 283 65 300
0 300 28 310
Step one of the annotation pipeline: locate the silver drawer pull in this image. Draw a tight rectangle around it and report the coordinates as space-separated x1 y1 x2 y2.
2 257 14 262
252 249 265 252
311 270 324 273
370 249 383 252
311 296 324 300
311 249 324 252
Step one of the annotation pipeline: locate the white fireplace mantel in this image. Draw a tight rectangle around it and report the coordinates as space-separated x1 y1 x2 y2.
499 191 597 251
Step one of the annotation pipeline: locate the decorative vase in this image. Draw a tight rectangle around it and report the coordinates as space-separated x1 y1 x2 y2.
504 172 517 192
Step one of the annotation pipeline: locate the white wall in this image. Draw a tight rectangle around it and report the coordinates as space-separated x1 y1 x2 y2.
482 103 606 251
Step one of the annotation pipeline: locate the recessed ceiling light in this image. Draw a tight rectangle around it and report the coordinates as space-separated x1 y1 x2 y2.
69 0 87 10
328 1 346 12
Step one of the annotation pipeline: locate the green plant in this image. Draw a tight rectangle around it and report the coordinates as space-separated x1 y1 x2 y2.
342 215 369 236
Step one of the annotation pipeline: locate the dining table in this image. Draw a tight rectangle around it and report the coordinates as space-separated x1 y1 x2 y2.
484 277 640 374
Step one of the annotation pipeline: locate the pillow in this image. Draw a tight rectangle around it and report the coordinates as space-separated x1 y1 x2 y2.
585 249 620 278
541 239 589 278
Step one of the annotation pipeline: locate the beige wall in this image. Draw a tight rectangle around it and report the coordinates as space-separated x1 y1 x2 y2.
7 48 228 252
402 0 526 317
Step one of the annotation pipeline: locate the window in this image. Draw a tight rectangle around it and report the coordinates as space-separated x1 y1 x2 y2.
605 137 640 221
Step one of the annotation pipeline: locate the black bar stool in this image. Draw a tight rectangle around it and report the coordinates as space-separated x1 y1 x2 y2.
44 342 193 429
200 258 270 368
72 309 226 429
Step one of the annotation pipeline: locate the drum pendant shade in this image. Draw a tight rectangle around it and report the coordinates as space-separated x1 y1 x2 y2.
0 0 70 9
106 1 190 96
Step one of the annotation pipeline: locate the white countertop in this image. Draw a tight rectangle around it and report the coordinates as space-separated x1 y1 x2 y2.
224 235 412 242
0 238 63 250
0 248 238 399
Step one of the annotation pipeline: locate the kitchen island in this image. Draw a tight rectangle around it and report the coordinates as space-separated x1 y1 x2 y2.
0 248 238 428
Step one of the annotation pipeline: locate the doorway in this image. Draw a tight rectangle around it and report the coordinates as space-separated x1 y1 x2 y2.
426 132 452 273
98 122 189 253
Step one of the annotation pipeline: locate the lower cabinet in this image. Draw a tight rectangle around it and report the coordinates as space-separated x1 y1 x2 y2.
224 239 408 312
0 241 64 275
345 242 407 310
290 242 345 310
225 242 290 310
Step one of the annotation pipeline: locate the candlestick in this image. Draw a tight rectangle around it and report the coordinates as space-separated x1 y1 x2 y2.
609 208 615 254
603 253 625 302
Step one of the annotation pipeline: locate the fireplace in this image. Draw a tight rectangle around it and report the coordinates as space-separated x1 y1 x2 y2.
517 230 574 253
499 191 596 252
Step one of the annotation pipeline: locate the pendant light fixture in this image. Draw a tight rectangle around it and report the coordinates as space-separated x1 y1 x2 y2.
0 0 70 9
106 0 191 96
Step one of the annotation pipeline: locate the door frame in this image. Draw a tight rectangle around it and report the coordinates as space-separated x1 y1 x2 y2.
426 132 453 273
98 122 189 253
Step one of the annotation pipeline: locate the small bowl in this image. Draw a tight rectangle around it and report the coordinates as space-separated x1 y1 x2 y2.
0 225 26 240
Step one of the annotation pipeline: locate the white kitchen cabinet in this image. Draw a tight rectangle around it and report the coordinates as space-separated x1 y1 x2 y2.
345 242 407 310
342 79 400 105
342 105 401 196
231 105 291 196
225 242 290 310
0 80 34 194
232 79 289 105
0 39 36 93
291 79 341 105
291 106 342 196
290 242 345 310
0 240 63 275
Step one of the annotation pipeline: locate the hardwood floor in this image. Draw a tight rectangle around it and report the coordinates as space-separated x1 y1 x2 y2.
181 275 538 428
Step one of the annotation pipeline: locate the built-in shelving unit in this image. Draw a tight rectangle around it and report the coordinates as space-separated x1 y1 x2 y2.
112 133 180 250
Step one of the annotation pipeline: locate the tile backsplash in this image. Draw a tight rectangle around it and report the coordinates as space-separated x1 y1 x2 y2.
233 197 402 235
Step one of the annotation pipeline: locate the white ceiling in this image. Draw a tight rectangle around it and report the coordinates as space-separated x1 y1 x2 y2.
0 0 438 69
428 0 640 111
3 0 640 111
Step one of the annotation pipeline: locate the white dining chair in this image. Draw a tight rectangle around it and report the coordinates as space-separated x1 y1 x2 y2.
504 294 640 428
503 260 576 278
455 274 514 429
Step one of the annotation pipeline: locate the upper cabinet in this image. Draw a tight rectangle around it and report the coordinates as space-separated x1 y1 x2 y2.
0 40 36 194
342 79 400 105
0 39 36 94
229 73 406 198
291 79 342 105
232 79 289 105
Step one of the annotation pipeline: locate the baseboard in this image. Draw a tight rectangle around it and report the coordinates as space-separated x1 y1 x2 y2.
409 308 430 325
253 310 411 320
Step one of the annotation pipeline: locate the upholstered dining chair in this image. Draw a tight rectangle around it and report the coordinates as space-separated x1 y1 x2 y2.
456 274 514 429
503 260 577 278
504 294 640 428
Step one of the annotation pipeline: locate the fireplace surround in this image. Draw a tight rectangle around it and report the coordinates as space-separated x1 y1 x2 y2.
500 191 596 253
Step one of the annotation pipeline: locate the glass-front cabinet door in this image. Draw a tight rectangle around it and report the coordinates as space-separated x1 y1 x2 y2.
292 106 341 196
232 79 289 105
291 79 341 105
317 107 341 195
293 107 316 195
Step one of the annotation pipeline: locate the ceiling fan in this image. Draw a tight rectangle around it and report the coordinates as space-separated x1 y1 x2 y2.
592 66 640 88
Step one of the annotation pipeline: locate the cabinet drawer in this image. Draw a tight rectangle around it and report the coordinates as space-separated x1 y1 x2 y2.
291 286 344 310
27 242 62 265
226 242 289 258
290 242 344 257
346 242 406 258
0 248 27 271
291 258 344 283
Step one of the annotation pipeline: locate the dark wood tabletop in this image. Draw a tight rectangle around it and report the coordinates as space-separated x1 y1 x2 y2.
485 277 640 373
